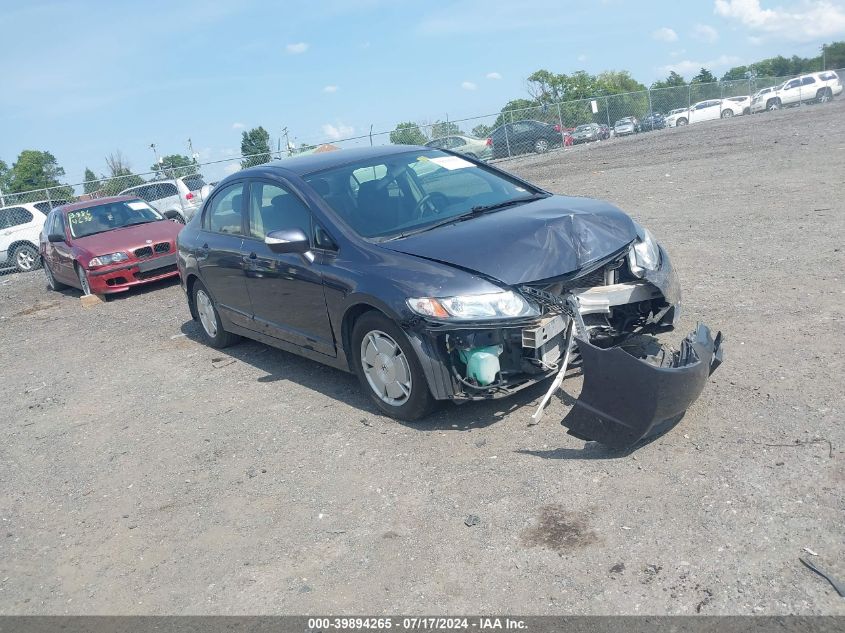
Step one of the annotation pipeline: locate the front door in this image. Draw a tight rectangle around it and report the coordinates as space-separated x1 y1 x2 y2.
49 213 76 283
196 182 253 329
241 179 335 357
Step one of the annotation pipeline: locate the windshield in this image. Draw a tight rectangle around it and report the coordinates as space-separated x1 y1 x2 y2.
66 199 163 238
575 125 592 132
303 150 544 239
614 119 631 126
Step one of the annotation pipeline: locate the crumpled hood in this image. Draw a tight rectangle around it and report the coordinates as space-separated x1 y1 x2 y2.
381 195 637 286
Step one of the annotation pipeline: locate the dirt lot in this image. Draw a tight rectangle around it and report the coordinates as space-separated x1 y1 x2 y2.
1 100 843 616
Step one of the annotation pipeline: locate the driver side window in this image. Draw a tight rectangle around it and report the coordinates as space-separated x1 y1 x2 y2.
247 181 312 240
204 183 245 235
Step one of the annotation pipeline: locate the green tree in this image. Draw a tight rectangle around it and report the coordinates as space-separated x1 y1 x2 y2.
0 159 10 193
823 41 845 70
151 154 199 179
6 150 66 193
651 71 687 88
691 68 717 84
526 69 597 103
240 126 273 168
595 70 646 94
492 98 540 128
471 123 492 138
430 120 462 139
101 151 144 196
389 122 427 145
83 167 101 195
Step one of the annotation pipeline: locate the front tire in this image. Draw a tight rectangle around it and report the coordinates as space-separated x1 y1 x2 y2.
193 281 238 348
351 311 435 421
767 98 781 111
12 244 41 272
76 264 92 296
676 118 688 126
721 109 734 118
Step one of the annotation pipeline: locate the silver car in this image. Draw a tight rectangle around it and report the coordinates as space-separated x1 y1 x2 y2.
424 135 492 161
614 117 637 136
119 175 212 223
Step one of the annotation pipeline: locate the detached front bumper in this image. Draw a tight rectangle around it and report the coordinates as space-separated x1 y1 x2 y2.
562 323 722 448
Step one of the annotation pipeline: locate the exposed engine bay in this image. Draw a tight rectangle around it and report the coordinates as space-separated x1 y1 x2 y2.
406 246 722 448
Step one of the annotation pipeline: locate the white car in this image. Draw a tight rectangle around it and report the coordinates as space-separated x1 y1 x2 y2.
750 85 782 113
119 174 212 223
752 71 842 111
665 99 742 127
0 201 52 272
725 95 751 115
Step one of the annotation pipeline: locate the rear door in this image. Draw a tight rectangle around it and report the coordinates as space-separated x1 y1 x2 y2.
195 182 253 329
241 179 335 356
800 76 816 101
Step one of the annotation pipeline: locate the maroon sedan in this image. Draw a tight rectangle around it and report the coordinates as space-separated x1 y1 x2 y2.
39 196 182 295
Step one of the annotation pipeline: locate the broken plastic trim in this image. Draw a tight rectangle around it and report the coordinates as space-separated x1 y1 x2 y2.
562 323 722 449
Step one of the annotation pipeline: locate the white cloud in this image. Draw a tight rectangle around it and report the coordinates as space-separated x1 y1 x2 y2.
577 54 588 62
232 122 245 129
286 42 309 54
693 23 720 42
670 49 687 58
322 122 354 140
652 27 679 42
486 72 502 80
659 54 742 77
323 85 339 93
714 0 845 41
461 81 477 90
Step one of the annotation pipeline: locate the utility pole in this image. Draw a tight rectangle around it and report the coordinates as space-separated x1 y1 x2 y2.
150 143 162 177
822 44 826 71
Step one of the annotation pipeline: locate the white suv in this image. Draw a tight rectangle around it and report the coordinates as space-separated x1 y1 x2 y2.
753 71 842 111
0 201 55 272
118 174 211 223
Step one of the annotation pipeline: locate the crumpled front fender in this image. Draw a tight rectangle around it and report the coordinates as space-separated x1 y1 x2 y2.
563 323 722 449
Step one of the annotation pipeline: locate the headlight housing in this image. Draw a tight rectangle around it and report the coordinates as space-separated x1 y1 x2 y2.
407 290 538 320
628 225 661 277
88 252 129 267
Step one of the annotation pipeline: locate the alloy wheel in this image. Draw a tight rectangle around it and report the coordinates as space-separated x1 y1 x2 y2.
360 330 412 406
15 247 37 271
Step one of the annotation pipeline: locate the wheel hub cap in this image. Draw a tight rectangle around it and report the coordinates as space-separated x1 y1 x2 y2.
361 330 412 406
197 291 217 337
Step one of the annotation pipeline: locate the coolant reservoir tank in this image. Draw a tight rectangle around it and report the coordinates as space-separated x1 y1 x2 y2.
459 345 503 386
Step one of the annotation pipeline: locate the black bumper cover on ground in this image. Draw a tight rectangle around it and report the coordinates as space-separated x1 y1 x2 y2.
563 323 723 449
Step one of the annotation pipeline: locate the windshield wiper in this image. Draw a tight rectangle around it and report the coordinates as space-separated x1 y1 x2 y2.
385 193 549 240
121 219 157 228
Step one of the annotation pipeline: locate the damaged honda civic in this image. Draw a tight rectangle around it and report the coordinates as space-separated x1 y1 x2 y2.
177 145 722 448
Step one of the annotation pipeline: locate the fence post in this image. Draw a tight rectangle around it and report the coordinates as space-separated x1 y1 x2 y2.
504 110 513 158
605 97 611 129
647 88 653 122
44 186 53 209
688 84 691 109
556 101 565 148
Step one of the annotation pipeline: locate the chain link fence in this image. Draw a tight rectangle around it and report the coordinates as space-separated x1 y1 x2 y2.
2 70 842 278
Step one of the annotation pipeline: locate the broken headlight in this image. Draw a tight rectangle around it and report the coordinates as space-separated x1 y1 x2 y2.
628 225 660 277
407 290 538 320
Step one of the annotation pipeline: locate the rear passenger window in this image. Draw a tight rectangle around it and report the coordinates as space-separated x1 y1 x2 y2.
205 183 245 235
0 207 33 228
801 77 816 86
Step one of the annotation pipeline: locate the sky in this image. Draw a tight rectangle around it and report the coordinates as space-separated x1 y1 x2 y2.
1 0 844 187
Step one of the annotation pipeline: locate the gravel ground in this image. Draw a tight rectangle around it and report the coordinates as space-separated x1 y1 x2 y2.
1 99 843 615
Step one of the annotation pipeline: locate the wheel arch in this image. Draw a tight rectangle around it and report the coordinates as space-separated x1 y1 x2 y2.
7 239 39 257
184 272 201 320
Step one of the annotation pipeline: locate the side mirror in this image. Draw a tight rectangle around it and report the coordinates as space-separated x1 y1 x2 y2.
265 228 314 261
47 232 65 243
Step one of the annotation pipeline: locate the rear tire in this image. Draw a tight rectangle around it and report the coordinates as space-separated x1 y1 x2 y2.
817 87 833 104
193 281 238 348
351 311 436 421
676 118 688 126
12 244 41 272
534 138 549 153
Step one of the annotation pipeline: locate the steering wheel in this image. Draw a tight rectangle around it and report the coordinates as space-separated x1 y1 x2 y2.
413 192 449 220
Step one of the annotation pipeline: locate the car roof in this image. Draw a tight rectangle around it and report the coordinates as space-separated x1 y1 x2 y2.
55 195 139 213
229 145 434 179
